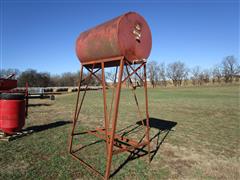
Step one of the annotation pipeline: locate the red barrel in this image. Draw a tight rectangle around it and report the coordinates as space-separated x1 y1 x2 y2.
0 93 26 134
76 12 152 64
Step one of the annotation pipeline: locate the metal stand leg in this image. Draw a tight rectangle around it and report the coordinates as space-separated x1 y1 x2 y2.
101 62 109 156
68 57 150 179
125 62 151 162
105 58 124 179
69 65 83 153
143 64 151 162
125 65 144 126
69 64 95 153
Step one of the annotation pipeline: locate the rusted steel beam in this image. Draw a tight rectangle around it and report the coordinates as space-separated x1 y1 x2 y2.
125 60 144 83
81 56 124 66
125 66 143 120
85 67 102 83
75 64 95 121
105 58 124 179
122 63 145 83
87 128 148 155
113 141 148 155
143 64 151 162
69 57 151 180
69 64 95 154
70 153 104 178
69 65 83 153
97 128 142 145
80 67 101 84
101 62 109 156
108 66 118 126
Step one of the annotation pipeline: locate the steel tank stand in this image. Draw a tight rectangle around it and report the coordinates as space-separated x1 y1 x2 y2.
69 56 150 180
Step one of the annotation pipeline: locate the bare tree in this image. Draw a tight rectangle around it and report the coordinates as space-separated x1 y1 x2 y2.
212 64 222 84
158 63 167 87
50 75 61 87
191 66 201 86
201 69 211 84
167 61 188 87
106 68 117 82
147 60 158 88
222 56 239 83
105 67 119 87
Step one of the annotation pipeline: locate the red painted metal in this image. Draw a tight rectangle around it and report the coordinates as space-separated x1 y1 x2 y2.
0 78 17 90
0 97 25 134
0 75 28 135
70 11 152 180
69 58 151 180
86 128 148 155
76 12 152 66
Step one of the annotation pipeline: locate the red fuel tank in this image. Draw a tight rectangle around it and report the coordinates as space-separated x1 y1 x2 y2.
76 12 152 64
0 93 25 134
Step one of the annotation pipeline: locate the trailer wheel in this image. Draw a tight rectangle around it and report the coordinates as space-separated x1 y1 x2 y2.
50 95 55 100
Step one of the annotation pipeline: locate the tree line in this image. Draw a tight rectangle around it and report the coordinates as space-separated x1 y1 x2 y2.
147 55 239 87
0 55 239 87
0 69 98 87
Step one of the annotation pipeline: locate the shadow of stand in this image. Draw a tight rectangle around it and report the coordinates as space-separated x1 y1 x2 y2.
110 117 177 178
24 120 71 133
137 118 177 161
70 117 177 178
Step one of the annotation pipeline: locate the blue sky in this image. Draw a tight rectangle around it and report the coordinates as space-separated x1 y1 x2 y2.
0 0 239 74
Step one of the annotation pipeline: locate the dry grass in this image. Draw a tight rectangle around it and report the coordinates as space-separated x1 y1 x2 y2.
0 84 239 179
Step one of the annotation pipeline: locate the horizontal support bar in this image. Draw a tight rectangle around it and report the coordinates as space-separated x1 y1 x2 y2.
113 141 148 155
85 128 148 155
81 56 124 66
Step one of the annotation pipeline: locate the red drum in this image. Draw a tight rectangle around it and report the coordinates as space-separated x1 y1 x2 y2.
0 93 25 134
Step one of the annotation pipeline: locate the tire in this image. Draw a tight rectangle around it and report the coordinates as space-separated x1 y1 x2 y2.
50 95 55 100
0 93 25 100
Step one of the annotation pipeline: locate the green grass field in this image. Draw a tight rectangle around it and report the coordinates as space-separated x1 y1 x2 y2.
0 84 239 179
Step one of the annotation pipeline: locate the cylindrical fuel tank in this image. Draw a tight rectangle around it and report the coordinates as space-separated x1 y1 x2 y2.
76 12 152 64
0 93 26 134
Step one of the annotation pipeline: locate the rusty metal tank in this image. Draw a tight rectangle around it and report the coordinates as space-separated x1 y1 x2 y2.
76 12 152 64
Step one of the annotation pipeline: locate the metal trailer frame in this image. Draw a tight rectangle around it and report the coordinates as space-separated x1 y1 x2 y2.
69 56 150 180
